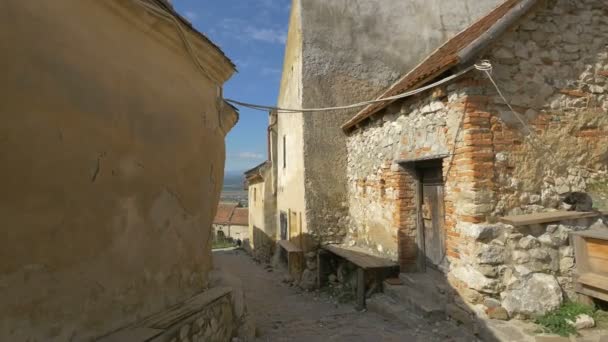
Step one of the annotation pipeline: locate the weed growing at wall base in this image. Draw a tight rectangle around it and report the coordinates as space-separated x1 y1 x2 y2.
535 302 596 337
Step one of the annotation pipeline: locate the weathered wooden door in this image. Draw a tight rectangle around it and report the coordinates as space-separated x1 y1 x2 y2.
280 211 288 240
289 211 299 240
420 167 446 270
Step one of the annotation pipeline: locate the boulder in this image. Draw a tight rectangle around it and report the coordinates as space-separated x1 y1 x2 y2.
501 273 563 316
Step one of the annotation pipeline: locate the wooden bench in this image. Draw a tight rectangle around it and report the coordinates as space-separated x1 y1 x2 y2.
319 244 398 310
277 240 304 278
499 211 602 226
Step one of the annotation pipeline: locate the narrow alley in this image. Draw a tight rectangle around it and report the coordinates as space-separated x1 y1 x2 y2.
213 249 477 342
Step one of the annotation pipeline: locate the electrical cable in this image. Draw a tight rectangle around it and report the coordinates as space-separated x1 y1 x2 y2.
225 66 476 113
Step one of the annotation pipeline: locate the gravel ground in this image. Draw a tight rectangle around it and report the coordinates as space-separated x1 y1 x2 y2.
213 249 476 342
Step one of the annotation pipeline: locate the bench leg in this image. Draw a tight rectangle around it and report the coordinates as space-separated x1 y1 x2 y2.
356 268 365 311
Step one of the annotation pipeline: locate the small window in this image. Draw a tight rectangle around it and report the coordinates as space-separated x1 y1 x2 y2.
283 135 287 169
253 187 257 202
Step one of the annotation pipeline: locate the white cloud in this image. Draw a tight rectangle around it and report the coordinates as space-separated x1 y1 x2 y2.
233 152 265 160
245 27 287 44
261 67 281 76
184 11 198 22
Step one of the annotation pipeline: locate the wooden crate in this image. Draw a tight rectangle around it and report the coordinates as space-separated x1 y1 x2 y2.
571 230 608 301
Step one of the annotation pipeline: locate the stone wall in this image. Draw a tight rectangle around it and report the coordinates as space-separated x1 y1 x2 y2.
346 89 468 264
100 287 240 342
450 218 606 320
346 0 608 318
156 292 234 342
448 0 608 319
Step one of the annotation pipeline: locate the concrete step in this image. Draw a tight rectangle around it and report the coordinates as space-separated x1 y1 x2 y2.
383 280 446 321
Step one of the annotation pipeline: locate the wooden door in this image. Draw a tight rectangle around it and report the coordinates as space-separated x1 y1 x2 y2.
420 168 446 270
289 211 298 240
280 211 288 240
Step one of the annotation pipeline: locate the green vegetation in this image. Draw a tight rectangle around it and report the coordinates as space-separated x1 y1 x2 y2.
535 302 596 337
212 240 236 250
588 178 608 210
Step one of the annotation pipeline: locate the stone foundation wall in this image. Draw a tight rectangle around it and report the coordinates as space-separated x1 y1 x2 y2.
100 287 241 342
158 294 234 342
450 218 606 320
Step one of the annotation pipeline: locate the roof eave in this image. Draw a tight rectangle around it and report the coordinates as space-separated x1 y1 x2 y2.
341 0 539 134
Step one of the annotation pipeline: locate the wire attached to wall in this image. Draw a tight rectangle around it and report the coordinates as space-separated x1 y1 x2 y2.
225 66 476 113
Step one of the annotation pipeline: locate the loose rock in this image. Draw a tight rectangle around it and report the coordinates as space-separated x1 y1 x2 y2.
567 314 595 330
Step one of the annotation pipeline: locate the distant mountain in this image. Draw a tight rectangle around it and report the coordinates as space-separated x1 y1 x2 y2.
223 170 245 190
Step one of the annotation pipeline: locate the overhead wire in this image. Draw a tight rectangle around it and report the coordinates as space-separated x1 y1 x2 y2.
225 66 476 113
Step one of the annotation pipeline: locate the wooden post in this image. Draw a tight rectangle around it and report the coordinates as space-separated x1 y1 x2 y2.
356 268 366 311
317 249 329 289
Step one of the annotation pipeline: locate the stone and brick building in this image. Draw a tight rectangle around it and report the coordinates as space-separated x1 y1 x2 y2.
274 0 503 256
341 0 608 319
213 203 250 243
0 0 243 340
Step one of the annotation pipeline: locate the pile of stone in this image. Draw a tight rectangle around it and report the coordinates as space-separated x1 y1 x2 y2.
299 252 318 291
450 218 607 321
324 260 359 303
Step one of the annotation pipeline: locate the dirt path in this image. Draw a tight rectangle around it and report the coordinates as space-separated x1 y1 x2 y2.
213 249 476 342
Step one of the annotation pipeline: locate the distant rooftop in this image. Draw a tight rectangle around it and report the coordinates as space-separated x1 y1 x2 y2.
214 203 249 226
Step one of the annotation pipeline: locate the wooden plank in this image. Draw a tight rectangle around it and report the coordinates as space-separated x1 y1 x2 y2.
586 238 608 275
572 235 590 275
572 229 608 240
322 245 397 269
578 273 608 290
577 284 608 302
499 211 600 226
277 240 302 253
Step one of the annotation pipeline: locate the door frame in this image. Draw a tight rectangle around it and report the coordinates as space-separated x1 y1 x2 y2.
414 159 447 273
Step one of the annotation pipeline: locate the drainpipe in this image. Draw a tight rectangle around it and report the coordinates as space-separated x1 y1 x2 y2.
267 110 278 195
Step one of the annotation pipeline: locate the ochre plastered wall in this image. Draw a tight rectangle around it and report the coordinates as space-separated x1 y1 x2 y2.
0 0 235 340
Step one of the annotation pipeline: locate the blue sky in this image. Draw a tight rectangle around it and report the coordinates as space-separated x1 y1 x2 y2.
172 0 291 173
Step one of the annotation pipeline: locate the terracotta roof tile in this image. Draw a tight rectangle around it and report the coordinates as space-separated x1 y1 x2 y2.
214 203 237 224
342 0 524 132
230 208 249 226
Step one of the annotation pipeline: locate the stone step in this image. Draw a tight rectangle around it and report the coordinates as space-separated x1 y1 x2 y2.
366 293 419 328
399 271 451 298
383 280 446 321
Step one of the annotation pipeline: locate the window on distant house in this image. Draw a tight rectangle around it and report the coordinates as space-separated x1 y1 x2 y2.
253 187 257 203
283 135 287 169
